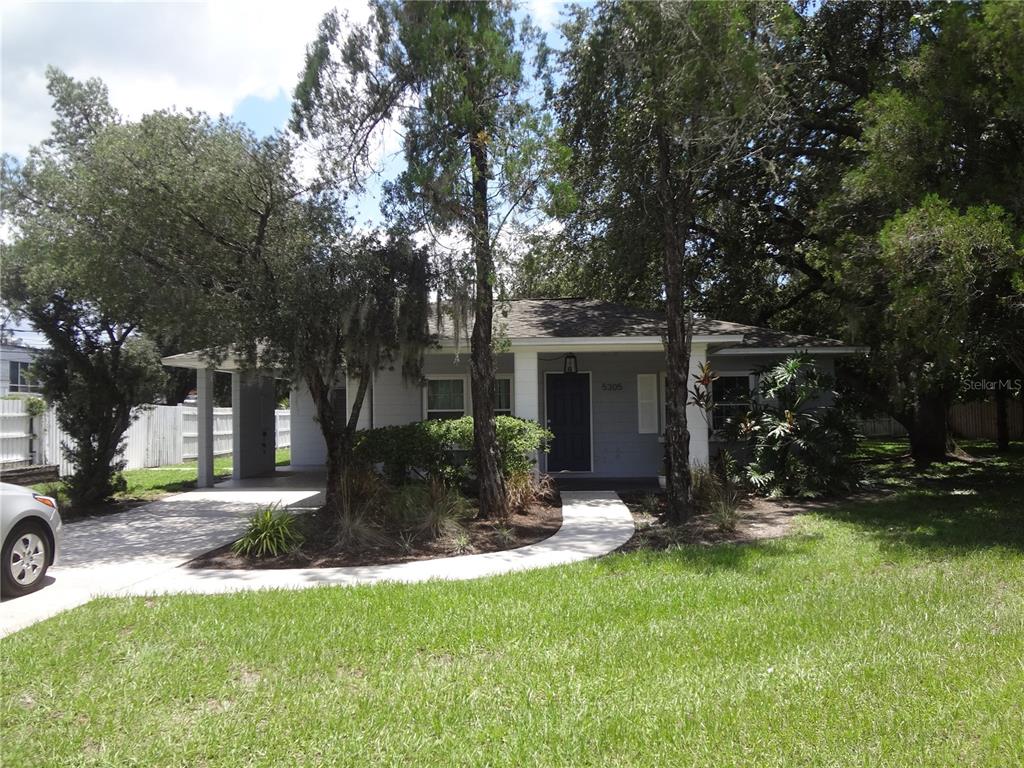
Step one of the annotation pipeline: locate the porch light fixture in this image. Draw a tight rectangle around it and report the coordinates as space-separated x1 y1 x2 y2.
563 353 578 374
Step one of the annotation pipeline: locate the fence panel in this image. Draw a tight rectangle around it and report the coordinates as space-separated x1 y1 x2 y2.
2 401 290 477
275 409 291 449
181 406 233 460
0 400 32 464
855 416 908 438
949 400 1024 440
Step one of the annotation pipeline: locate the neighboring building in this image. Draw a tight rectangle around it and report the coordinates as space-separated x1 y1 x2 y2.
0 342 43 396
163 299 862 486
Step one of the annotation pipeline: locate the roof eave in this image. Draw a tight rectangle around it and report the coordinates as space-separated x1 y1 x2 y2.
709 345 868 356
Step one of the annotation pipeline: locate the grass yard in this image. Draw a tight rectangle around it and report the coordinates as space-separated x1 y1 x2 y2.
4 442 1023 766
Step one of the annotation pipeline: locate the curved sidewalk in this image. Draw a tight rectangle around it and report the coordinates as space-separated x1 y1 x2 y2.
125 491 635 595
1 490 633 636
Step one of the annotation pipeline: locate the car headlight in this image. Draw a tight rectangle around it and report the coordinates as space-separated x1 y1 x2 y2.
33 494 58 510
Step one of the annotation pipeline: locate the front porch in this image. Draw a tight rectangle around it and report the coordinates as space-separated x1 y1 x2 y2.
288 344 715 480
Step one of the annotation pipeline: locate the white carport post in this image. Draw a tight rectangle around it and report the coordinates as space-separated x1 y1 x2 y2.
687 343 711 467
513 350 540 475
196 366 215 488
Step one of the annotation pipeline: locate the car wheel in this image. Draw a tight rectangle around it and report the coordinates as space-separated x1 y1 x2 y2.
1 521 51 598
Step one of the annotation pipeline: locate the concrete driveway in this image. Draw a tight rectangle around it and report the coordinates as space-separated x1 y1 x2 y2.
1 475 635 638
0 470 324 637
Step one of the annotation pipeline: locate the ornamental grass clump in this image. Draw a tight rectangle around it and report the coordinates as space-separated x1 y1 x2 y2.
232 504 304 558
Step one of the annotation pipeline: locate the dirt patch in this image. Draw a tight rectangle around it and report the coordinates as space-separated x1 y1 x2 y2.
187 498 562 570
617 491 813 550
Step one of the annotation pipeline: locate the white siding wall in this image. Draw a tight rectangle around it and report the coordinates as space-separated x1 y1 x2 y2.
373 367 428 426
289 381 325 467
288 376 371 467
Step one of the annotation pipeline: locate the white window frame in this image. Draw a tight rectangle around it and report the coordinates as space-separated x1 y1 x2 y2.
657 371 757 434
8 361 41 393
637 373 659 434
710 373 756 432
495 374 514 417
422 374 470 420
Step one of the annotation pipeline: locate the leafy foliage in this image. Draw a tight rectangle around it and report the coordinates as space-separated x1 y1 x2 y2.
232 505 305 558
548 0 790 523
293 1 563 518
1 70 172 505
355 416 552 488
727 356 861 498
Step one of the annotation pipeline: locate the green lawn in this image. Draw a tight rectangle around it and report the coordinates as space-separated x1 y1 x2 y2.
4 441 1023 766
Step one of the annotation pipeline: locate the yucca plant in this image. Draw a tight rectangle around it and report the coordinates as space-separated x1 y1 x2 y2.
232 504 304 558
389 479 472 541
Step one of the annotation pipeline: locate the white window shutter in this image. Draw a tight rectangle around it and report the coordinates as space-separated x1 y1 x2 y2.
637 374 658 434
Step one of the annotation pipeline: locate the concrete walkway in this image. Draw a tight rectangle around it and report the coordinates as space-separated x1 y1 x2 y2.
1 482 633 638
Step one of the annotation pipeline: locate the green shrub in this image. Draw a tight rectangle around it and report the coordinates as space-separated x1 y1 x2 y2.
2 394 48 418
354 416 552 485
232 504 304 558
723 355 861 498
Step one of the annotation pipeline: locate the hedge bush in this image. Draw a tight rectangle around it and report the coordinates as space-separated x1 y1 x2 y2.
354 416 551 484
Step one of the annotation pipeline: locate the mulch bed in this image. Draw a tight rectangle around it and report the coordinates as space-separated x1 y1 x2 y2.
617 490 805 551
187 498 563 570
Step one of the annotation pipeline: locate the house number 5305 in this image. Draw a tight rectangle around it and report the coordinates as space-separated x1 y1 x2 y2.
601 382 623 391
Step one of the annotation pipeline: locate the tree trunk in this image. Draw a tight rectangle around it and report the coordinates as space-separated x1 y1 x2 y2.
907 389 952 464
994 386 1009 452
468 130 506 519
313 362 373 521
69 406 131 506
656 124 693 525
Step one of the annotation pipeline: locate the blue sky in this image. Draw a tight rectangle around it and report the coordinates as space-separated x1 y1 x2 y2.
230 91 294 139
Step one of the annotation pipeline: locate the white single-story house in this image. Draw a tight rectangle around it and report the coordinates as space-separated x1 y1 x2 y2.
163 299 861 487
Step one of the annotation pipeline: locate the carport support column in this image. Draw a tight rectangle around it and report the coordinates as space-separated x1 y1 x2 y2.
513 350 540 475
687 343 710 467
196 366 215 488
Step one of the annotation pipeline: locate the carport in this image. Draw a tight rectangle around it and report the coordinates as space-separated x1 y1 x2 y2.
160 351 281 487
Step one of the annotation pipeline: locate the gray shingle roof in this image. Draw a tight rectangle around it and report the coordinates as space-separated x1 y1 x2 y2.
438 299 848 348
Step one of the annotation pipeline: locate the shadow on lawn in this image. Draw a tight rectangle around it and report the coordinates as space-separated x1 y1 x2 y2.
827 442 1024 556
614 442 1024 573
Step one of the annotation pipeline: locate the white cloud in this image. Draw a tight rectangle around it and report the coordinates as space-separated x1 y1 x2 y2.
1 0 371 157
529 0 560 31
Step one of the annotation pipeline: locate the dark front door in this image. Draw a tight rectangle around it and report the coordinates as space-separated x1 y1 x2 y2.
546 373 591 472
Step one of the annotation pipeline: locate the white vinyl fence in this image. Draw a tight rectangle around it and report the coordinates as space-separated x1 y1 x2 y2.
0 399 36 465
0 399 290 477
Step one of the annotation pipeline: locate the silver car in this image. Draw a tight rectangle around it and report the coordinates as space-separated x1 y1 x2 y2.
0 482 63 597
